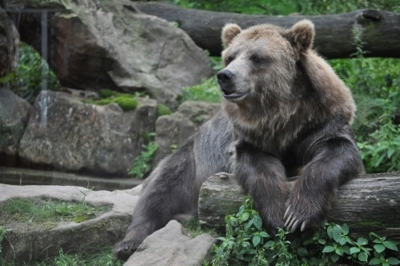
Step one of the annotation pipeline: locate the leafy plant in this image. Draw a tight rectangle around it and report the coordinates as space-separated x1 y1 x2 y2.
128 140 159 178
180 77 222 103
0 42 60 103
211 197 400 266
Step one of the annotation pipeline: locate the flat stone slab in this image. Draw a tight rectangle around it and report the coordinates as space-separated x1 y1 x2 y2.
0 167 142 191
125 220 216 266
0 183 141 263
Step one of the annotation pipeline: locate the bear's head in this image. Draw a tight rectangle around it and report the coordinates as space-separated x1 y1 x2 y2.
217 20 314 103
217 20 355 126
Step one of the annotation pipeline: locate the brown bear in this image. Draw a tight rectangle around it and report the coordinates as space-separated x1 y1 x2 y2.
114 20 364 261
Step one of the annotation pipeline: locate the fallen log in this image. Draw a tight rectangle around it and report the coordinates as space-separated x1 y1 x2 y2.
198 172 400 240
134 2 400 59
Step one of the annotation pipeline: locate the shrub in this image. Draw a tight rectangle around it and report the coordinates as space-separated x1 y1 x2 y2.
211 197 400 266
0 42 60 103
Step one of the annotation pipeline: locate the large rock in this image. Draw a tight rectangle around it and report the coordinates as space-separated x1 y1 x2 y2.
0 183 142 263
153 101 221 166
0 89 31 155
18 0 213 109
18 90 157 176
0 5 19 77
125 220 215 266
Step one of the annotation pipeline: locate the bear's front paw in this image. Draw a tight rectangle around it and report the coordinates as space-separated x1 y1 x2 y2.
114 240 140 261
284 196 325 233
259 206 286 235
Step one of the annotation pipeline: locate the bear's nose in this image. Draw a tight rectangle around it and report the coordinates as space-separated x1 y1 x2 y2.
217 70 235 84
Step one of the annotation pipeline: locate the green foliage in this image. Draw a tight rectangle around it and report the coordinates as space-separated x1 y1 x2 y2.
128 140 159 178
329 29 400 173
297 0 400 15
181 77 222 103
157 103 173 117
211 197 400 266
86 89 139 111
169 0 400 15
169 0 298 15
0 42 60 103
0 197 107 226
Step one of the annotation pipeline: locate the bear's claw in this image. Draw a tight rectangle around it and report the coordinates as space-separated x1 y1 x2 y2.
114 240 137 261
284 206 308 233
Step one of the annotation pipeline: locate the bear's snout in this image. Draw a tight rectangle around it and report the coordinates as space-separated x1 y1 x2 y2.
217 69 246 100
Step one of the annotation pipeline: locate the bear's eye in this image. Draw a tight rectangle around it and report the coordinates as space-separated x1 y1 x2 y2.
249 54 262 63
226 55 235 64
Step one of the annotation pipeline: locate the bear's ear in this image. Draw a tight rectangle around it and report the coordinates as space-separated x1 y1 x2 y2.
287 19 315 52
222 23 242 47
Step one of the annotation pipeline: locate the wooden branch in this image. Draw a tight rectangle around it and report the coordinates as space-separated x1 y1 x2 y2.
198 172 400 240
134 2 400 59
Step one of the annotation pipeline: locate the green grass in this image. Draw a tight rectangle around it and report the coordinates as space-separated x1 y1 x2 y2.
0 197 109 227
0 247 122 266
85 89 139 111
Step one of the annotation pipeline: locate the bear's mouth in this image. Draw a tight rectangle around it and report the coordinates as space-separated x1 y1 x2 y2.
222 90 245 100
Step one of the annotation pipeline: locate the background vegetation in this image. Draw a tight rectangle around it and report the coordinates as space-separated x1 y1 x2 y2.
175 0 400 174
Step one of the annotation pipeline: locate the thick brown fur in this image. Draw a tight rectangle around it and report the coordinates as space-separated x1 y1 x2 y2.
114 20 364 261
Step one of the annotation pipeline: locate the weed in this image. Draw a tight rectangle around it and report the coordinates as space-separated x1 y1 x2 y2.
128 141 159 178
181 217 217 238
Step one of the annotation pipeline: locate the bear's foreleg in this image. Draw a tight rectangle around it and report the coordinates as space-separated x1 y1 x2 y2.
284 137 364 232
234 143 290 234
114 139 198 261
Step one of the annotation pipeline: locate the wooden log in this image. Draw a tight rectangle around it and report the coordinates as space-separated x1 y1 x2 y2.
134 2 400 59
198 172 400 240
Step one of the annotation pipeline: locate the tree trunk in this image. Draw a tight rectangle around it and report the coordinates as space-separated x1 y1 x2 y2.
134 2 400 59
198 172 400 240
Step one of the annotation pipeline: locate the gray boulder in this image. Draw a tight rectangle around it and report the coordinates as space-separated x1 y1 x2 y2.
19 0 213 109
153 101 221 166
0 89 31 155
0 183 142 263
125 220 215 266
18 90 157 176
